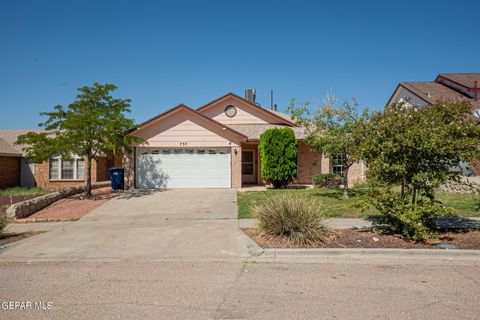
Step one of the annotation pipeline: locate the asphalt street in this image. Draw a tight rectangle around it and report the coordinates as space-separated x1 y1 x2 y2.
0 255 479 320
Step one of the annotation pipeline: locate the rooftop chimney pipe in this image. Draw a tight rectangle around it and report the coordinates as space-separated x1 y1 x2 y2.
245 89 256 103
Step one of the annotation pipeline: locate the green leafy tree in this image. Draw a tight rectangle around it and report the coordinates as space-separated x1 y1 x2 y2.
358 100 480 204
16 83 142 198
287 97 368 197
355 101 480 241
259 128 297 188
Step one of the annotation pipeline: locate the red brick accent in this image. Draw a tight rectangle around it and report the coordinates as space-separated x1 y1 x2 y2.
0 156 21 189
94 157 109 182
34 156 110 190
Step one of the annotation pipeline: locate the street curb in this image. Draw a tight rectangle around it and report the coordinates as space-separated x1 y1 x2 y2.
260 248 480 257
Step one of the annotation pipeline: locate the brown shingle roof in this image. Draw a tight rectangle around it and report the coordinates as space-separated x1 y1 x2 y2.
0 130 41 155
437 73 480 89
0 137 21 156
400 82 480 109
227 124 306 140
270 110 294 122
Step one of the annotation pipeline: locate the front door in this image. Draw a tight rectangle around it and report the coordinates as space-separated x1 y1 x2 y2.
242 150 256 184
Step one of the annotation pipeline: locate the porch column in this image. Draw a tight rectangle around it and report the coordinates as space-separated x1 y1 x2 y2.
231 146 242 188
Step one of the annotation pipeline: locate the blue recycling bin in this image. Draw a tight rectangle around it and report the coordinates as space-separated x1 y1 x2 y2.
109 168 124 191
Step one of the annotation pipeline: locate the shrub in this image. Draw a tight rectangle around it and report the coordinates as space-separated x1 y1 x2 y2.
259 128 297 189
0 206 10 236
253 193 328 246
313 173 342 189
358 188 455 242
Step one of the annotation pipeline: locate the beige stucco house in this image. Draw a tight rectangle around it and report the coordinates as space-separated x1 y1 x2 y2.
125 92 365 189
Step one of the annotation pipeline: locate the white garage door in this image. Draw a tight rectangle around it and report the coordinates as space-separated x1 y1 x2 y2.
136 148 231 188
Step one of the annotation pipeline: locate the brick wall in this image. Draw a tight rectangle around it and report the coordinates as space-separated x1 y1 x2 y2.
123 151 135 189
295 142 365 186
94 157 109 182
0 156 21 189
470 160 480 176
34 156 110 190
347 161 366 187
231 146 242 188
296 142 326 184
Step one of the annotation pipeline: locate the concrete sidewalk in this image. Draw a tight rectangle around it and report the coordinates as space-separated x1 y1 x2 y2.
239 217 480 230
239 218 373 229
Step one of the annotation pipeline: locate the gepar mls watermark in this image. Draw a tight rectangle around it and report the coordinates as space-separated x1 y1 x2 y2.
1 301 53 311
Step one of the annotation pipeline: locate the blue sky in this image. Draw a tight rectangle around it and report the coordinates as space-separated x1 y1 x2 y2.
1 0 478 129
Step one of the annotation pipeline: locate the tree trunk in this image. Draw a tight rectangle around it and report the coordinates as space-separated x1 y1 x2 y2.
401 180 405 201
86 155 92 199
343 167 349 198
411 185 417 205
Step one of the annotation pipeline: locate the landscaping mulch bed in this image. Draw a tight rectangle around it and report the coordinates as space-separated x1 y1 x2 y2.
243 228 480 250
15 187 119 223
0 232 43 247
0 194 45 207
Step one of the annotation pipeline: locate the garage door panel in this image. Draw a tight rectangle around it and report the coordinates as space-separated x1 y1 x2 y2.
136 148 231 188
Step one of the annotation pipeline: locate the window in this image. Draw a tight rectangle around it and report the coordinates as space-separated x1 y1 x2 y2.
61 159 74 179
332 154 346 177
49 159 59 180
49 156 85 180
224 105 237 118
76 159 85 180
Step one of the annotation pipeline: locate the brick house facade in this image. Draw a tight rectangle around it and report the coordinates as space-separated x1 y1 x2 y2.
33 156 110 190
0 156 21 189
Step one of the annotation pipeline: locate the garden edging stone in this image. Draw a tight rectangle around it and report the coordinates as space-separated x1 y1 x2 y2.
6 182 111 219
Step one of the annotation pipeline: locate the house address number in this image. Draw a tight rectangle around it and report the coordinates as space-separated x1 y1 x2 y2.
180 142 188 146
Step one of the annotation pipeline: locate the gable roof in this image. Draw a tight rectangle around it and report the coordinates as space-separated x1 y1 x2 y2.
0 137 22 157
0 129 42 156
387 81 480 109
196 92 297 126
402 82 468 104
129 104 248 140
436 73 480 89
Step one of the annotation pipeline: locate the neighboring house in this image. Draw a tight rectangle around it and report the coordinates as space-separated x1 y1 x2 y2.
126 91 366 189
0 130 112 190
387 73 480 175
0 137 22 189
387 73 480 111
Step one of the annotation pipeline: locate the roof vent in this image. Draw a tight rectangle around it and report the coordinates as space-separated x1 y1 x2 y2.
245 89 256 103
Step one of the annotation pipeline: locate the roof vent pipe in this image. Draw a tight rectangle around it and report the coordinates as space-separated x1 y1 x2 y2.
245 89 256 103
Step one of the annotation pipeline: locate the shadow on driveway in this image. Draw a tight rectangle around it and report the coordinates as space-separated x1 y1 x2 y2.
116 188 170 200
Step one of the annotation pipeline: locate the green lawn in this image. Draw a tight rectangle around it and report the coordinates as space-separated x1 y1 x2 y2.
237 188 480 219
0 187 49 197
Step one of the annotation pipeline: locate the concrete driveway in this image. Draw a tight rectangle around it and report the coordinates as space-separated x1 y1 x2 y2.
1 189 258 260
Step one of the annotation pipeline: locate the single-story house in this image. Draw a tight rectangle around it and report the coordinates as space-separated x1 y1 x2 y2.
0 130 113 190
125 92 366 189
0 137 22 189
387 73 480 175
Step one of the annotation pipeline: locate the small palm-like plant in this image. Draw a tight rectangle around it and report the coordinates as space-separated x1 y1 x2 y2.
253 194 328 246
